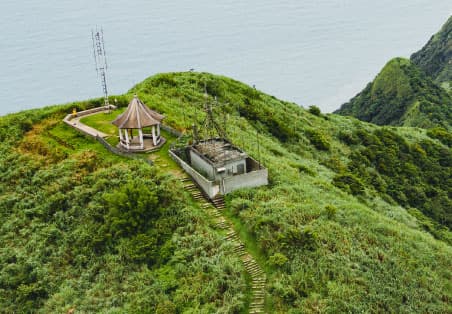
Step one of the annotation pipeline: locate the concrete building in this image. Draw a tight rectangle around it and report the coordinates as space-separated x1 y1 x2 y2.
170 138 268 199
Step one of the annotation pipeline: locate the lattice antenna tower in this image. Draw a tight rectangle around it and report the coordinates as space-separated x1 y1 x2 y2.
92 27 110 107
199 85 227 140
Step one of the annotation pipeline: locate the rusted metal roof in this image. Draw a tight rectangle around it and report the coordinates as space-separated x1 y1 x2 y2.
193 138 247 164
112 95 164 129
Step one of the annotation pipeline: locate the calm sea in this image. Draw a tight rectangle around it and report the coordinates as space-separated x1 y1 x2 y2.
0 0 450 115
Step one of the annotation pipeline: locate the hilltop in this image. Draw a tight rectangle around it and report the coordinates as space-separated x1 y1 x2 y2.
0 72 451 313
336 16 452 129
411 15 452 90
335 57 452 128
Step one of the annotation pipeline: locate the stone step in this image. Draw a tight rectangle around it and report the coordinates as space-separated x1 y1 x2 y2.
250 304 265 307
246 266 260 272
252 278 266 282
250 304 265 308
251 297 265 301
245 265 260 271
252 282 266 286
253 292 265 296
226 234 238 240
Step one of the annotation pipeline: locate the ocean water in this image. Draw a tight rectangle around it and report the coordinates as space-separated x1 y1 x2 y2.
0 0 450 115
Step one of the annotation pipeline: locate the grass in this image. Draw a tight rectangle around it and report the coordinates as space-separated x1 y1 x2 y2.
79 108 125 136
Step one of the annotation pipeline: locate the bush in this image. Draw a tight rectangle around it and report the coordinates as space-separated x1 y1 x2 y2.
324 205 337 219
104 182 160 237
338 131 359 145
308 105 321 116
427 127 452 146
268 253 288 267
332 172 365 195
305 129 330 151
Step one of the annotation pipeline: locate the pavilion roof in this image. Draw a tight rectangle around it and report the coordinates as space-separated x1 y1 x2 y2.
112 95 164 129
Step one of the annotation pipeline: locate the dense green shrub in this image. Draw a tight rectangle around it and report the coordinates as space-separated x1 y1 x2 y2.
338 131 359 145
308 105 321 116
305 129 330 151
346 128 452 232
268 253 288 267
427 127 452 146
332 172 365 195
324 205 337 219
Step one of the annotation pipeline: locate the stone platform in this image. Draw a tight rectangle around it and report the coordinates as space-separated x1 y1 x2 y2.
116 137 166 153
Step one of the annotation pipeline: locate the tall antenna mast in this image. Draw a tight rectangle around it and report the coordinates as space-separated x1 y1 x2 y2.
92 27 110 107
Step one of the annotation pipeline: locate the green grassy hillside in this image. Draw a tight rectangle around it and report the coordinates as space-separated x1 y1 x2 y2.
411 15 452 90
1 72 451 313
335 57 452 129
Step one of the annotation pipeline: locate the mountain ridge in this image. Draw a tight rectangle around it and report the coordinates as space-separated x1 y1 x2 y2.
411 15 452 89
335 57 452 128
336 16 452 129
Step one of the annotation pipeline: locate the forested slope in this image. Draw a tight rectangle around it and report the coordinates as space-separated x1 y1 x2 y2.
335 58 452 129
411 15 452 89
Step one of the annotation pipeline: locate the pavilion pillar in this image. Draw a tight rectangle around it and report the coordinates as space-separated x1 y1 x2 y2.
157 124 161 137
119 129 124 144
138 129 144 149
152 126 157 146
124 128 130 149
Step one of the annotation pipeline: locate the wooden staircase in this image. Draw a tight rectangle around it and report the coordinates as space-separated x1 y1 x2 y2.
181 177 267 314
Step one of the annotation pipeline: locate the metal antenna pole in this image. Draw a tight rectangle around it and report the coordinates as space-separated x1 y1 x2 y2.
92 27 110 108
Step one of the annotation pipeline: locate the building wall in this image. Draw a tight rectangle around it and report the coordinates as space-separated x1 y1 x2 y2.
170 150 220 198
222 168 268 194
189 150 216 180
214 159 247 181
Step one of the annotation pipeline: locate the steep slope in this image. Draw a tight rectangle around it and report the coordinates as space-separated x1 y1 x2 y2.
335 57 452 128
1 72 451 313
411 15 452 89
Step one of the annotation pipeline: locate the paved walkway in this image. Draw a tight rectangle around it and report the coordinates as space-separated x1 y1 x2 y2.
63 109 110 138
